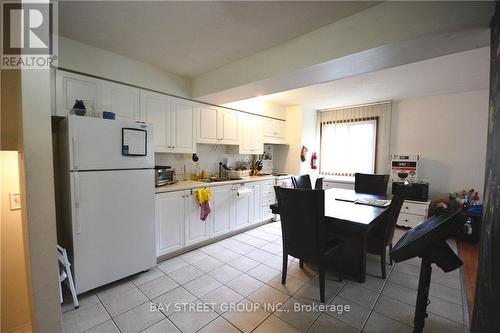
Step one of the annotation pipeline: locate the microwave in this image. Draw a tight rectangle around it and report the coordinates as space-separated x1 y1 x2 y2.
155 166 177 187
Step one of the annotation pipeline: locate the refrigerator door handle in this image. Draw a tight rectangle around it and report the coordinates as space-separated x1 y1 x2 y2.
73 173 81 234
72 135 79 170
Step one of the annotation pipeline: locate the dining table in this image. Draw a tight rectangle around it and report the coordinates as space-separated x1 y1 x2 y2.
270 188 391 283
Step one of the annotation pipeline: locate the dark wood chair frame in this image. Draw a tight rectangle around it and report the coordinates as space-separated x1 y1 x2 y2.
366 184 410 278
274 186 343 302
354 173 390 196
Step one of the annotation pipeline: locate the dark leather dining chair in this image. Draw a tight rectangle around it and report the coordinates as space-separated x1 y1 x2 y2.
314 177 324 190
367 183 410 278
354 173 390 196
291 175 312 189
274 186 343 302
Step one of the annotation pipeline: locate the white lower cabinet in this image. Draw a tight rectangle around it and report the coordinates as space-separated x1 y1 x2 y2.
155 180 277 257
210 185 235 238
185 190 210 247
249 183 262 224
234 185 252 230
156 191 185 257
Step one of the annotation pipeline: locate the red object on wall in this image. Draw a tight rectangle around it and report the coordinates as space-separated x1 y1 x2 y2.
311 152 318 169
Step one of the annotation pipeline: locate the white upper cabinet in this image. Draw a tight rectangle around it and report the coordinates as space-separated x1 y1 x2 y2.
197 107 239 145
101 81 140 121
235 113 264 155
218 109 239 144
55 70 140 121
263 118 286 144
170 98 196 153
140 90 170 152
140 91 195 154
197 106 218 143
55 70 101 117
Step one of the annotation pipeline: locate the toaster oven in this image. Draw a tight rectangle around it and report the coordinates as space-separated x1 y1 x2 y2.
155 166 177 187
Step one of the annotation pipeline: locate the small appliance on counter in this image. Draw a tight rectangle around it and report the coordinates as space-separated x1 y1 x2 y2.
155 166 177 186
393 181 429 202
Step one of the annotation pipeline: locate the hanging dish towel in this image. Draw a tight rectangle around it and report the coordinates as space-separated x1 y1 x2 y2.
194 188 212 221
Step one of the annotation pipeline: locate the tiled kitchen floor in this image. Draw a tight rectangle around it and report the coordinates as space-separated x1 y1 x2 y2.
62 223 466 333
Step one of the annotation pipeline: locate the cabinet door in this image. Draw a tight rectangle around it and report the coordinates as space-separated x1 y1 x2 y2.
102 81 140 121
263 118 275 138
239 114 263 154
250 183 262 224
210 185 234 237
140 90 171 152
55 70 101 117
185 191 210 247
197 107 218 143
172 101 196 153
274 120 286 139
156 191 185 256
238 113 254 154
252 117 264 154
218 109 239 144
234 185 252 230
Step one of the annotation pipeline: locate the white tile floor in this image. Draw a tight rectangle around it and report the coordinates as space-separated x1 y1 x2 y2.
62 223 466 333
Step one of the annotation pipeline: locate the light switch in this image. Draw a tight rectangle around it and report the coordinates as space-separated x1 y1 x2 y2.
9 192 21 210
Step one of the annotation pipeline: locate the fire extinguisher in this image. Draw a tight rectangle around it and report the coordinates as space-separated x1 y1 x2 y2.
311 152 318 169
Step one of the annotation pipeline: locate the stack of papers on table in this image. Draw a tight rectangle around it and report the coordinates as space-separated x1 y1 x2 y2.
354 199 391 207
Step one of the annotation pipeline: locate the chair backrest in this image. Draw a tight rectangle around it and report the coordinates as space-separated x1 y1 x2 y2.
274 186 326 260
291 175 312 189
314 177 324 190
354 173 390 195
383 184 411 244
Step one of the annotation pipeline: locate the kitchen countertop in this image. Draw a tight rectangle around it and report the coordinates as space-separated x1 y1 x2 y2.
155 175 282 194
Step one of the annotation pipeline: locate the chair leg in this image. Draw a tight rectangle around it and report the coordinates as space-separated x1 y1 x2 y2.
337 251 343 282
319 266 326 303
281 254 288 285
389 243 393 265
299 259 304 268
381 246 387 279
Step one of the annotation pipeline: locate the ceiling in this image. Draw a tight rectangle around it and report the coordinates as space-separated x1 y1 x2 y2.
58 1 378 78
261 47 490 109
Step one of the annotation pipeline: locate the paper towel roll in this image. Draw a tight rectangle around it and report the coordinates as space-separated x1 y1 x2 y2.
236 188 252 197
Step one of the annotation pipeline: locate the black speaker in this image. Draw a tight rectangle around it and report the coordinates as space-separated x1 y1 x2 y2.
392 182 429 201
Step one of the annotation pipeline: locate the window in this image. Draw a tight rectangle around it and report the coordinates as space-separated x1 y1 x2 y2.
320 117 378 176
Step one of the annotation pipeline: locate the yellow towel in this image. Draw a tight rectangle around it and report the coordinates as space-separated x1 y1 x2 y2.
194 188 212 205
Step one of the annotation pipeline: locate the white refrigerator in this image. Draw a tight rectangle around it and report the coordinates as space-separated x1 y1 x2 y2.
58 116 156 294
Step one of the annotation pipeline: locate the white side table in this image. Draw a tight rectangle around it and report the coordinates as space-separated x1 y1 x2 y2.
397 199 431 228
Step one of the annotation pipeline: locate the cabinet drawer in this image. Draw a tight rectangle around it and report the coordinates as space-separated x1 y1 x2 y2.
401 201 428 216
262 181 274 189
261 188 274 197
397 212 425 228
262 197 275 206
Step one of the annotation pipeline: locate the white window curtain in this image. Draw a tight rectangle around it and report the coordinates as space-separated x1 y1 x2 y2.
321 118 377 176
319 102 392 176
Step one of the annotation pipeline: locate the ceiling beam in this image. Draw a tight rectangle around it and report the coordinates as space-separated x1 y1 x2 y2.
192 1 493 104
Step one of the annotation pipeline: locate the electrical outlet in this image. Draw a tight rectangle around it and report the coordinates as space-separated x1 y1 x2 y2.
9 192 21 210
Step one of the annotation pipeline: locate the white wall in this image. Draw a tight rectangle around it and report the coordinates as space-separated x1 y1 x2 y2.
58 37 190 97
391 90 488 199
273 106 319 176
155 144 254 179
222 98 286 120
1 151 32 333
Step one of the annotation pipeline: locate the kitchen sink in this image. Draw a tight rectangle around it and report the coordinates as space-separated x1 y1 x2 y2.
199 178 230 183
